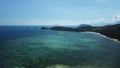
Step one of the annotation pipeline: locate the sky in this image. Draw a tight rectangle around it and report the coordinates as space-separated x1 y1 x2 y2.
0 0 120 26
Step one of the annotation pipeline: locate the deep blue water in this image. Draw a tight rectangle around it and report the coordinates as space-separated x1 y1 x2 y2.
0 26 52 43
0 26 120 68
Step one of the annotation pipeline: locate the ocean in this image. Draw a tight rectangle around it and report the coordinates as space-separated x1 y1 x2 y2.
0 26 120 68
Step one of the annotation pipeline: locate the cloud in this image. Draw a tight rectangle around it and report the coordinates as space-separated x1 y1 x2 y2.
80 14 120 26
1 14 120 26
31 14 120 26
31 19 80 26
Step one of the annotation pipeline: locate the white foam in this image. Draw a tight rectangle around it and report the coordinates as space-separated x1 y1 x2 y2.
82 31 120 44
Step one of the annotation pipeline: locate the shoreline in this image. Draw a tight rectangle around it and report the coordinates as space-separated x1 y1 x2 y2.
49 29 120 44
83 31 120 44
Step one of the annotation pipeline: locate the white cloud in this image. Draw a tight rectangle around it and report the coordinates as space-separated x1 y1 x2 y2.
80 14 120 26
21 14 120 26
31 19 80 26
1 14 120 26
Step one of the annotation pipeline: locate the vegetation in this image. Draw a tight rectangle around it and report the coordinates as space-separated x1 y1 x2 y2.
46 24 120 41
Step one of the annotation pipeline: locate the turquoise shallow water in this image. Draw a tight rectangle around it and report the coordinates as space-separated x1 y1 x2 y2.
0 29 120 68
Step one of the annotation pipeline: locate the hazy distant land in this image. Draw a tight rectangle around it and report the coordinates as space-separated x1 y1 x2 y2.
41 23 120 41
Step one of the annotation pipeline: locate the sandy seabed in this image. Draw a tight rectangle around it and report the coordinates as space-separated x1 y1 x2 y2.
1 31 120 68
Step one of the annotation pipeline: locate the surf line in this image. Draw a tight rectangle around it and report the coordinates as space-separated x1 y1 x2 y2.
82 31 120 44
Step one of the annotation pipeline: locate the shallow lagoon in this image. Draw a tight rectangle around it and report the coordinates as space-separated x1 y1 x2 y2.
0 28 120 68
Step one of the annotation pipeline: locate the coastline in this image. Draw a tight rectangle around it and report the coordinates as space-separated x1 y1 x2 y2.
46 27 120 44
83 31 120 44
47 23 120 43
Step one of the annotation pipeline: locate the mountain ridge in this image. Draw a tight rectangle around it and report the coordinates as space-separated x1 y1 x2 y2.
41 23 120 41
